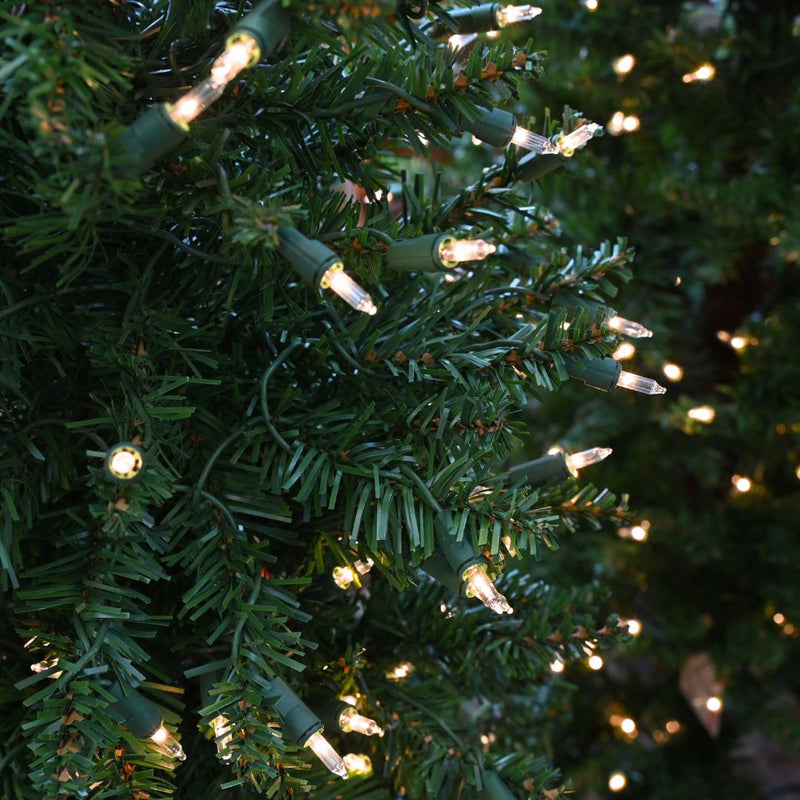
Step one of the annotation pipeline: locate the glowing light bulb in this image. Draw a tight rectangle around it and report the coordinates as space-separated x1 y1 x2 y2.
321 265 377 316
150 725 186 761
343 753 373 777
665 719 681 734
212 715 235 761
613 342 636 360
630 524 648 542
663 362 683 381
585 0 598 9
168 36 258 126
111 450 137 475
608 111 626 135
448 33 478 50
495 4 543 25
613 54 636 75
305 730 348 779
339 707 384 737
106 443 145 480
683 63 715 83
608 772 627 792
438 239 496 263
557 123 601 155
774 612 786 625
388 662 414 681
30 656 63 679
354 558 374 574
620 717 637 735
588 655 604 671
621 618 642 636
705 696 723 713
622 114 641 132
332 565 356 589
510 126 559 154
462 564 513 614
566 446 613 475
549 658 565 673
687 405 715 423
616 370 667 395
607 315 652 338
731 475 752 493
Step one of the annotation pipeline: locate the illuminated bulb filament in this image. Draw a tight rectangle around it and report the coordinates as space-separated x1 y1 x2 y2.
607 314 653 338
566 446 613 474
495 4 543 26
305 731 348 779
212 715 235 762
339 708 384 737
687 405 715 423
439 239 496 263
354 558 374 575
557 123 601 155
321 266 377 315
332 565 356 589
150 725 186 761
449 33 478 50
510 126 559 154
342 753 373 776
168 37 257 126
462 564 513 615
616 370 667 395
110 450 137 475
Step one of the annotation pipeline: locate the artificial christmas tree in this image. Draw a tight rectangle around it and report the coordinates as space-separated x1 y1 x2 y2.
1 1 666 798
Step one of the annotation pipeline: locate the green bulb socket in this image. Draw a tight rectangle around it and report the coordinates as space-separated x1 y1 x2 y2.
107 684 162 739
481 770 518 799
516 152 564 183
387 233 455 272
276 227 342 286
508 451 571 487
228 0 290 59
564 356 621 392
117 104 188 173
419 550 465 597
434 510 485 577
267 677 323 745
445 4 501 33
461 107 516 148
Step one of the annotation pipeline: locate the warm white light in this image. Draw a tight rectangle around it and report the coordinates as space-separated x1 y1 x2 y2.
305 731 348 779
342 753 373 776
616 370 667 395
607 111 626 135
630 524 648 542
557 123 601 155
774 612 786 625
354 558 374 575
495 4 543 25
566 446 613 475
613 342 636 360
462 563 513 614
339 707 384 737
321 266 377 315
449 33 478 50
613 54 636 75
111 450 137 475
607 314 652 338
588 655 604 671
622 114 640 132
150 725 186 761
620 618 642 636
687 405 715 423
663 362 684 381
30 657 63 679
683 63 716 83
549 658 565 673
333 565 356 589
730 335 747 350
439 239 496 263
213 715 235 761
510 126 559 154
665 719 681 734
608 772 627 792
585 0 598 10
705 696 723 713
732 475 752 493
388 662 414 680
620 717 637 735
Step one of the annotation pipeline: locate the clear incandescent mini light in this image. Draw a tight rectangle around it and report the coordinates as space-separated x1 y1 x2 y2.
461 107 558 153
462 563 514 615
494 5 542 25
438 238 496 263
339 706 384 737
564 355 666 395
305 731 349 779
169 36 258 125
440 3 542 34
276 227 377 315
509 446 612 486
343 753 374 777
150 725 187 761
606 314 653 338
616 369 667 395
566 447 614 474
510 125 560 154
212 715 236 762
104 442 145 481
387 233 496 272
556 123 601 156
